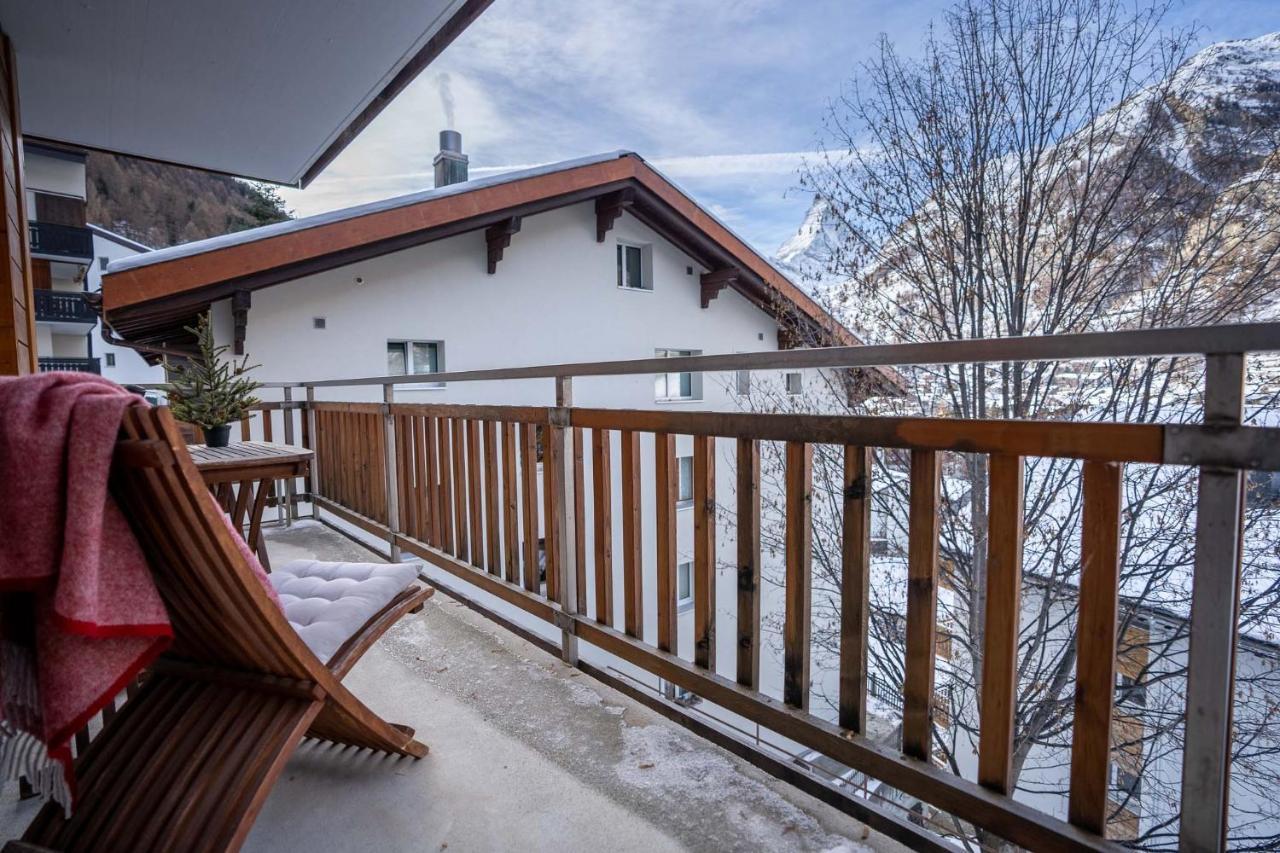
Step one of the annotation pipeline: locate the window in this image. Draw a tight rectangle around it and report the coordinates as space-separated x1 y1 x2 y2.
313 317 326 330
98 256 109 271
387 340 443 384
785 372 803 395
104 352 116 367
735 369 751 396
676 560 693 610
616 242 651 290
677 455 693 506
1113 766 1142 803
655 348 702 401
1117 673 1147 709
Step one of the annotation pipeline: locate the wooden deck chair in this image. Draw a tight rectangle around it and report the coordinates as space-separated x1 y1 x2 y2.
13 406 431 853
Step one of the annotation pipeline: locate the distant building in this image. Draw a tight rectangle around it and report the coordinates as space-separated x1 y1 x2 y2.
25 142 96 373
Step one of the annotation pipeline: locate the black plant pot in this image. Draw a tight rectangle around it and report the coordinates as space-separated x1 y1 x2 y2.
204 424 231 448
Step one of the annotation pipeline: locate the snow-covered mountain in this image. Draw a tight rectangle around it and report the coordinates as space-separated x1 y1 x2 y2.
774 32 1280 300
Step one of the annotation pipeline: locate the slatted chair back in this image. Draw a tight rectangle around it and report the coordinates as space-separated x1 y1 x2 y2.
112 405 320 680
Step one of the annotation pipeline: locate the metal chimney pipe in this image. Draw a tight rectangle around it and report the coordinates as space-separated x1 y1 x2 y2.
434 130 468 188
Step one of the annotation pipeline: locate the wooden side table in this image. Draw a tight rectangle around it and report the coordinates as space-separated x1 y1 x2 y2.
189 441 313 572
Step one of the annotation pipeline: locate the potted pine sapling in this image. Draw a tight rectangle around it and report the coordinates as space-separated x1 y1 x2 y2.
166 311 260 447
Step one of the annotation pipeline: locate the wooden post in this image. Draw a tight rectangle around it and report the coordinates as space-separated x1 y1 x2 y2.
621 429 643 639
978 454 1024 793
736 438 761 689
693 435 715 670
783 441 812 710
1069 460 1123 834
592 428 613 625
902 449 940 760
839 445 872 733
655 432 677 654
552 376 579 664
382 385 401 562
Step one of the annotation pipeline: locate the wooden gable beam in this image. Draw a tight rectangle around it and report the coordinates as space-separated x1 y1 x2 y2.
700 267 740 309
485 216 521 274
231 289 250 355
595 188 635 242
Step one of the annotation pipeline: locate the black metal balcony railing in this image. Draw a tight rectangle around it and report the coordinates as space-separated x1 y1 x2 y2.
34 289 97 324
37 356 100 374
28 220 94 261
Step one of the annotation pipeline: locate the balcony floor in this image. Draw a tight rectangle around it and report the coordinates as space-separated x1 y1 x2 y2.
0 520 900 852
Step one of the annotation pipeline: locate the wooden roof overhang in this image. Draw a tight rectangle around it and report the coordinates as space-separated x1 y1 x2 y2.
102 153 901 393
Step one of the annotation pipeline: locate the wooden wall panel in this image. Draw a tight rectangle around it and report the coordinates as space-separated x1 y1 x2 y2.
0 33 35 376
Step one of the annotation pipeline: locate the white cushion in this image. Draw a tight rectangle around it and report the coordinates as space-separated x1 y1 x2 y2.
270 559 420 665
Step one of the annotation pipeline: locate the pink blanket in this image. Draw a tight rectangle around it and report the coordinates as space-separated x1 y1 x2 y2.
0 372 171 810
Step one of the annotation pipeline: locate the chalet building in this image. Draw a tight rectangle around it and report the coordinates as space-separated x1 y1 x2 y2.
99 135 899 668
87 225 164 386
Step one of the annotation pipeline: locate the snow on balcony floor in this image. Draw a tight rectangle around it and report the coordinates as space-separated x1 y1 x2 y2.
0 521 902 852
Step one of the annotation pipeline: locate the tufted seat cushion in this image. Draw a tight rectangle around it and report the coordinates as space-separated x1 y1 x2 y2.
270 559 421 665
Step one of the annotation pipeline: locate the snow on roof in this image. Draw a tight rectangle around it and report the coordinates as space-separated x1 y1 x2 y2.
89 224 152 254
106 151 636 276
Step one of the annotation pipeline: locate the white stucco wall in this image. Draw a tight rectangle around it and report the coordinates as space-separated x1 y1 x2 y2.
211 200 835 703
23 149 85 209
88 230 166 386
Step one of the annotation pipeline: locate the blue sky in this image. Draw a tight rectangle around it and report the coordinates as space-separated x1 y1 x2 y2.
281 0 1280 258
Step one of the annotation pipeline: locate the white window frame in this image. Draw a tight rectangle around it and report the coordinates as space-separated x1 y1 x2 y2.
785 371 803 396
676 560 693 611
616 240 653 291
387 339 445 389
655 348 702 402
676 455 694 507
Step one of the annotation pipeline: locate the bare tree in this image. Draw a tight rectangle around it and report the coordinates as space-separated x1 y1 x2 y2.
752 0 1280 847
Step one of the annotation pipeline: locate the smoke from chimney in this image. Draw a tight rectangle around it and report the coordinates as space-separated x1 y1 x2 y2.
436 73 456 128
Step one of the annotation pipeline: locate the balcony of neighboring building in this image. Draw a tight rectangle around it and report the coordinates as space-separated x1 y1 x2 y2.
27 191 93 263
35 356 100 374
33 288 96 328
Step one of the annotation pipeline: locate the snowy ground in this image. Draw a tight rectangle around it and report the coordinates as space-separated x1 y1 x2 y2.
0 522 902 852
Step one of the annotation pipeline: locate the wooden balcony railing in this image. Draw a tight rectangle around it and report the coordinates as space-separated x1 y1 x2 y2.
235 322 1280 853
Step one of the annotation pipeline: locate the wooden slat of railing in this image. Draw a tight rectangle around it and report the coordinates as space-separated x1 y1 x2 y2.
451 418 468 562
484 421 501 576
655 432 677 654
783 441 812 710
424 416 439 549
262 409 273 442
840 445 872 733
300 405 312 494
388 401 547 423
737 438 761 689
979 454 1025 794
240 415 251 442
573 427 586 613
467 419 484 569
414 416 429 545
1068 460 1123 835
396 415 412 540
438 416 454 555
903 448 941 761
501 422 519 584
543 424 559 602
519 422 538 592
693 435 716 670
592 428 613 626
621 429 643 639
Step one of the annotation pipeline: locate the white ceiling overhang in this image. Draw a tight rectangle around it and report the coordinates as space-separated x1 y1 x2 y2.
0 0 490 186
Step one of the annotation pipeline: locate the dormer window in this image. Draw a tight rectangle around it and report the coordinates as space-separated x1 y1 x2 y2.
617 241 652 290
